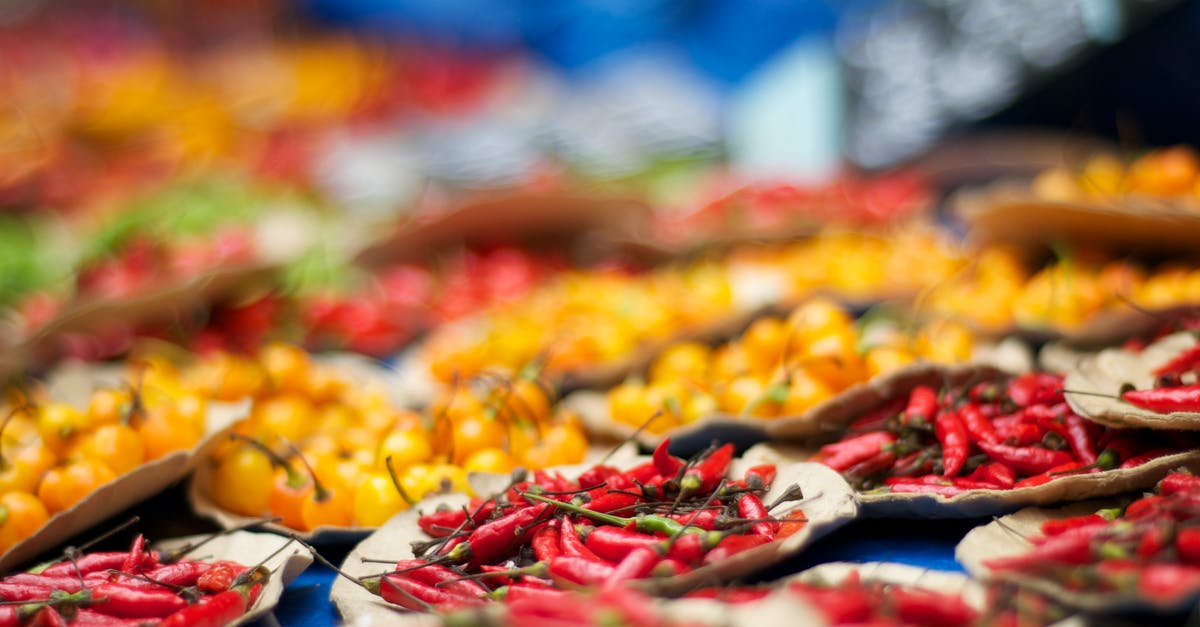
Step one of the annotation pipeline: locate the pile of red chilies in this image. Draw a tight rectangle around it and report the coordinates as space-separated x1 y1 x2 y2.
361 440 807 611
814 372 1199 495
0 535 263 626
675 574 979 626
785 573 979 626
627 574 1058 626
441 585 702 627
987 471 1200 604
1121 340 1200 413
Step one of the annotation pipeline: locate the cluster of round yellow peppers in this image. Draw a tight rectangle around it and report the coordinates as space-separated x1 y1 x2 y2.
606 298 977 432
0 364 208 553
424 262 735 383
730 225 965 303
201 344 588 530
1033 146 1200 202
425 226 968 385
925 246 1200 332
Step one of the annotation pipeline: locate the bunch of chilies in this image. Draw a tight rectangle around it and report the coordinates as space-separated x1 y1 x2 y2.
0 534 265 626
814 372 1199 494
1120 339 1200 413
987 471 1200 603
348 441 807 613
443 568 1066 626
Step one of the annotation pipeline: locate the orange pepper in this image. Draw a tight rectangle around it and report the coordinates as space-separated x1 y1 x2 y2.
0 492 49 553
36 459 116 514
0 445 56 494
269 466 313 531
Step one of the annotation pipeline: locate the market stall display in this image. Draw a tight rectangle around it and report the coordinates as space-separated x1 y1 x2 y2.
957 471 1200 612
187 343 593 538
0 360 247 571
566 298 1029 450
5 5 1200 626
0 527 310 626
806 368 1200 516
328 446 855 623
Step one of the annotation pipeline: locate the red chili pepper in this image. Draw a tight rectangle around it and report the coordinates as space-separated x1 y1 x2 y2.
531 522 561 562
138 561 212 588
662 530 719 565
1123 384 1200 413
892 587 979 626
742 464 777 488
985 528 1101 570
1125 495 1164 519
1022 403 1067 433
1138 563 1200 602
652 438 684 478
38 552 158 577
1153 344 1200 377
585 526 659 562
949 477 1003 490
651 558 691 577
1119 448 1176 469
196 561 245 594
1007 373 1065 406
1137 524 1173 559
846 397 906 433
583 492 639 514
787 582 872 624
447 503 550 568
605 547 658 586
843 450 897 486
55 609 154 627
966 462 1016 488
89 583 188 618
159 580 261 627
534 470 577 493
884 475 945 486
902 385 939 427
621 461 661 485
1061 414 1097 465
886 481 969 497
371 574 480 611
891 450 936 478
997 422 1044 447
435 535 468 557
977 442 1074 476
681 444 734 493
935 410 970 478
1177 527 1200 564
1038 514 1107 538
817 432 897 472
1161 472 1200 496
1012 462 1086 488
26 608 67 627
990 412 1021 432
548 556 616 587
667 508 720 531
577 465 619 490
960 404 1000 446
502 584 573 604
701 533 770 564
737 493 777 537
393 560 487 599
559 520 602 561
0 574 90 596
418 506 467 538
120 535 147 576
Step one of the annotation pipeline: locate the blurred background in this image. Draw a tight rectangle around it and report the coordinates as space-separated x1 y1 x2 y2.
1 0 1198 366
